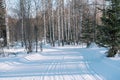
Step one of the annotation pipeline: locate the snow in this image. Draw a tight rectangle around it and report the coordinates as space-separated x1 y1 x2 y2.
88 42 100 49
0 43 120 80
0 38 4 42
0 63 13 71
25 53 58 61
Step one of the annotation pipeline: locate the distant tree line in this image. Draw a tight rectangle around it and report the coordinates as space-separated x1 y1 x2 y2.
6 0 103 52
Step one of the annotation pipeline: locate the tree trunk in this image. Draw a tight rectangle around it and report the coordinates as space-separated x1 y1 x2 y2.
57 0 60 46
107 47 117 57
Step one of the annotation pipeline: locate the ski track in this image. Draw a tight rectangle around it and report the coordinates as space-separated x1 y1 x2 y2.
84 59 103 80
0 47 107 80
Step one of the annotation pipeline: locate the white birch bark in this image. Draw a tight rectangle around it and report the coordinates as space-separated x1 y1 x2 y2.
52 1 55 46
43 0 46 44
4 0 10 48
57 0 60 46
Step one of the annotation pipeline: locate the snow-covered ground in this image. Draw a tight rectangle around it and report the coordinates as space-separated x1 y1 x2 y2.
0 44 120 80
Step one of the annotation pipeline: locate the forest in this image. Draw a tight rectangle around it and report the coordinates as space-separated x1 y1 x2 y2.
0 0 120 57
6 0 102 52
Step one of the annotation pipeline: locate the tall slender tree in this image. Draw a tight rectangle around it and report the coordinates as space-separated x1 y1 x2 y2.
0 0 6 46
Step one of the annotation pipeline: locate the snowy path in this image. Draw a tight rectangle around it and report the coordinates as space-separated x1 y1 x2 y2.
0 46 120 80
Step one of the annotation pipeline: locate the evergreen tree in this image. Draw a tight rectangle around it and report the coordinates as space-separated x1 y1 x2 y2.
82 14 94 48
97 0 120 57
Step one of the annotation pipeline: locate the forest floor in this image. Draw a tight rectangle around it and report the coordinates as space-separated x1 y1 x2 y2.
0 43 120 80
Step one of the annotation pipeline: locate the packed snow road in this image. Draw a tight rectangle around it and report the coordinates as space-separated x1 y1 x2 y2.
0 45 120 80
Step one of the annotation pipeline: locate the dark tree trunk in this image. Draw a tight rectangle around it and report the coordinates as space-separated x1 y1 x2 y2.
107 47 117 57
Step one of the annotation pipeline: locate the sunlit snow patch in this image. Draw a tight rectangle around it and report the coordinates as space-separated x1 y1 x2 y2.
0 63 13 70
24 53 57 61
25 53 46 61
89 43 99 49
43 49 61 52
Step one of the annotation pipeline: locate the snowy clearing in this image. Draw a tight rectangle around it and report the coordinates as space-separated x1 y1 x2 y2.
0 45 120 80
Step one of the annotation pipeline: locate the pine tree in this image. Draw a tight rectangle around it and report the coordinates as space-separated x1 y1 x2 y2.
97 0 120 57
81 3 95 48
81 13 94 48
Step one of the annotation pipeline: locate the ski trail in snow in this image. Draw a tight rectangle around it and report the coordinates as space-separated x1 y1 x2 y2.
78 57 101 80
77 60 88 80
82 54 105 80
87 62 103 80
51 61 57 80
0 47 111 80
49 59 59 80
59 56 65 80
40 59 56 80
63 56 77 80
